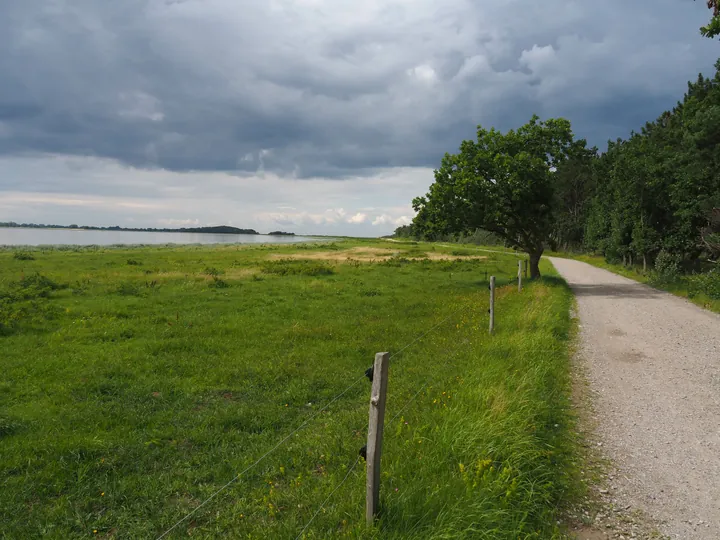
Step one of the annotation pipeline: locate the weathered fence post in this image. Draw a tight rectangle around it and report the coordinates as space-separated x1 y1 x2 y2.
366 352 390 525
489 276 495 334
518 260 523 292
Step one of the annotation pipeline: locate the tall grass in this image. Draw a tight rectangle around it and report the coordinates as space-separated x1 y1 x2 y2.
0 241 578 538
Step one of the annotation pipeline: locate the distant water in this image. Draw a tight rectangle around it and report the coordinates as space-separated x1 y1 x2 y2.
0 228 322 247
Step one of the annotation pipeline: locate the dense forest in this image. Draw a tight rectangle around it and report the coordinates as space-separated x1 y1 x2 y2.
554 61 720 270
402 61 720 278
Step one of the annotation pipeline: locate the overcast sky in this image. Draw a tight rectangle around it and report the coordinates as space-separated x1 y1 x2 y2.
1 0 718 236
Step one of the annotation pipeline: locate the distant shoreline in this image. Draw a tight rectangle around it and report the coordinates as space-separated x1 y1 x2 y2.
0 223 293 236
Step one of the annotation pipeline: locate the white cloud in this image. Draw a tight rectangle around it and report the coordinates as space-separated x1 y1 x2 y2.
0 155 430 235
347 212 368 224
372 214 412 227
372 215 390 226
407 64 437 83
157 218 201 226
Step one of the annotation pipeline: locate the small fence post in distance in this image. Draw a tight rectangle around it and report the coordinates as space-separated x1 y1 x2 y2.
518 260 523 293
366 352 389 526
489 276 495 334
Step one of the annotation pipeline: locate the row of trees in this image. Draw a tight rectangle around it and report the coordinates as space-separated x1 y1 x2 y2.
567 64 720 270
404 62 720 277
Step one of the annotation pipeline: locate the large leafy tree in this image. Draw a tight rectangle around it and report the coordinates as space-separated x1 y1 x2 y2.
412 115 586 278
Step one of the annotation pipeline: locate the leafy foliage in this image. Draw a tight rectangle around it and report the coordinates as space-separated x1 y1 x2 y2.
411 115 587 277
13 252 35 261
574 63 720 269
651 250 682 285
698 0 720 37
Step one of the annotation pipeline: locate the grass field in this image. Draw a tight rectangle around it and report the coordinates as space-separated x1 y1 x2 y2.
1 240 579 539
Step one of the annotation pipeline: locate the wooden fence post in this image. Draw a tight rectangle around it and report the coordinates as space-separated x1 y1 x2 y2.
366 352 390 525
518 260 523 292
489 276 495 334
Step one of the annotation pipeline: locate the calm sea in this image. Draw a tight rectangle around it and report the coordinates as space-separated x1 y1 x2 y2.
0 228 322 247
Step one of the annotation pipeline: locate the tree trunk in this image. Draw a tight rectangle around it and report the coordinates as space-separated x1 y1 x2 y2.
629 253 633 267
622 254 626 266
528 249 543 279
643 254 647 272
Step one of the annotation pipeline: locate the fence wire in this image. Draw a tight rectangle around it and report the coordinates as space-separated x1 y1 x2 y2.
155 300 477 539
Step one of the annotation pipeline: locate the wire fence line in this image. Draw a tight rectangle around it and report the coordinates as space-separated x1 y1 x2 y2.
156 274 532 538
293 455 363 540
290 329 479 538
386 336 474 428
155 302 476 539
155 373 367 539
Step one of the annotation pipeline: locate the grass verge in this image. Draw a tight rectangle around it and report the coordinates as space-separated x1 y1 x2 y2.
1 240 580 538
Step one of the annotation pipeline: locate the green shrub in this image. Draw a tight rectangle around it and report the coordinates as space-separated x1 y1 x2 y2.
126 259 142 266
688 269 720 299
651 250 681 284
261 260 334 276
13 252 35 261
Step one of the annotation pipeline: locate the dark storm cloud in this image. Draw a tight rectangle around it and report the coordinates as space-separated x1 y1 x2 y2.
0 0 717 178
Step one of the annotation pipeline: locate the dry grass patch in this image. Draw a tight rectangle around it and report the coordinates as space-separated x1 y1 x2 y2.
268 246 487 263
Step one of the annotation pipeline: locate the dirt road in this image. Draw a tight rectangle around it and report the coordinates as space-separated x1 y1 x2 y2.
549 257 720 539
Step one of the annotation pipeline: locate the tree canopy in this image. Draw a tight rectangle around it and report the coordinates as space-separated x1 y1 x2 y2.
408 61 720 280
411 115 587 277
566 61 720 270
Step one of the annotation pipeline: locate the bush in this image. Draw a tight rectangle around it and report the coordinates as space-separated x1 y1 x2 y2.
688 269 720 300
651 250 681 284
457 229 503 246
13 252 35 261
261 260 334 276
126 259 142 266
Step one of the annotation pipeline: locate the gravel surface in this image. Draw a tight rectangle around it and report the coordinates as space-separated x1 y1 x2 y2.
549 258 720 540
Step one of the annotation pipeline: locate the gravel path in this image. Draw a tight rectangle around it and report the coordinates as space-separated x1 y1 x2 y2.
548 258 720 539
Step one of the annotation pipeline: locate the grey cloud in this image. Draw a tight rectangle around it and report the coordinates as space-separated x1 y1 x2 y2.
0 0 718 179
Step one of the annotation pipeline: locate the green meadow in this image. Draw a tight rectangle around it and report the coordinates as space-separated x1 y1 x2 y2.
1 240 578 539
